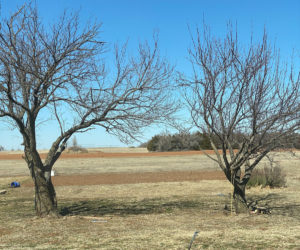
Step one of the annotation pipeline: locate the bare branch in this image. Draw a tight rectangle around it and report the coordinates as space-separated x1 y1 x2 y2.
0 3 177 171
181 23 300 205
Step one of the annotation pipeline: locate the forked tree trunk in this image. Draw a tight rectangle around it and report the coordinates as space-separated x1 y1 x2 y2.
31 163 58 217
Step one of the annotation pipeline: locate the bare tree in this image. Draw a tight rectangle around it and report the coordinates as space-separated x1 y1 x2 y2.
71 136 78 148
0 4 176 216
180 24 300 210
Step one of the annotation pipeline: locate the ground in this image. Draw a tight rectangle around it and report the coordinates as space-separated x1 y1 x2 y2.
0 148 299 249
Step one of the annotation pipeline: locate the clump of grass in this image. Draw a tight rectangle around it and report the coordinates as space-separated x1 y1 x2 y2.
247 166 286 189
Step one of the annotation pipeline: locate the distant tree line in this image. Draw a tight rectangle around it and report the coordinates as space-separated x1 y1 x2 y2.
144 132 300 152
145 132 213 151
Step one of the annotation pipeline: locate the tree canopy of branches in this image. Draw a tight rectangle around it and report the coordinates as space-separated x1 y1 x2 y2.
0 4 176 216
180 24 300 210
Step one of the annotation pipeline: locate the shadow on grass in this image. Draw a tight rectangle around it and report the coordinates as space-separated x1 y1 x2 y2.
59 198 203 216
247 193 281 207
247 193 300 219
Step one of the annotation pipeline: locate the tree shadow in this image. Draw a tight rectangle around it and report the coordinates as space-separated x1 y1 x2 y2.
247 193 280 207
59 198 203 217
59 194 300 219
247 193 300 218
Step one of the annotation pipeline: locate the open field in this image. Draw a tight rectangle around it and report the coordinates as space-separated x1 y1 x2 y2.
0 149 299 249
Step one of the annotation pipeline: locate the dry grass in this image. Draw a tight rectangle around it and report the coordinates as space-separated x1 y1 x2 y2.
0 149 300 249
88 147 149 153
0 154 221 177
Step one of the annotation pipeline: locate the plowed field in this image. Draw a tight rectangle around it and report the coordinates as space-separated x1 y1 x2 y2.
0 150 216 160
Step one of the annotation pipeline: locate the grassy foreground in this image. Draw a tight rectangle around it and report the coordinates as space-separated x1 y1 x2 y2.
0 150 299 249
1 181 300 249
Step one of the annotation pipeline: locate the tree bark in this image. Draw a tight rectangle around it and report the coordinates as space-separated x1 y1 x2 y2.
31 163 58 217
224 169 249 213
232 182 249 213
24 145 59 217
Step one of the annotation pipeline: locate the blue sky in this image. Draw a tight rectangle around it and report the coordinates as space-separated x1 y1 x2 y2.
0 0 299 149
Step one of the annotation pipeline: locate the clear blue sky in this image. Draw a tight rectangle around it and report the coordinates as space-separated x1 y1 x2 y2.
0 0 299 150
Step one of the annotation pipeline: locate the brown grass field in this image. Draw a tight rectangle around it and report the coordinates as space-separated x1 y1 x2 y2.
0 148 299 249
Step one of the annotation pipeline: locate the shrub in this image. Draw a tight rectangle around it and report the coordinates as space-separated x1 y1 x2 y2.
67 136 88 153
247 166 286 188
147 135 160 151
67 146 88 153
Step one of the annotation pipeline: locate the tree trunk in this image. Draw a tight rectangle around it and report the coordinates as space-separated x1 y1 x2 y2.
224 169 249 213
232 182 249 213
31 164 58 217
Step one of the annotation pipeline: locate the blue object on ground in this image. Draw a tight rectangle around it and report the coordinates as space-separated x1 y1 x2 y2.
10 181 20 188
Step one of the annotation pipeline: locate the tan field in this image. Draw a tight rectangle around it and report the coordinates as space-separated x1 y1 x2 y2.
0 148 299 249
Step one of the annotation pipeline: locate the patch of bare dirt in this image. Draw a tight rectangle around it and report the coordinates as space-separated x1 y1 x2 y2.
1 149 298 160
0 228 12 236
22 170 226 187
0 150 216 160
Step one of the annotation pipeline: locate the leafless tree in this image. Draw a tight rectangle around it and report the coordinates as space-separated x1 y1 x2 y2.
0 4 176 216
71 136 78 148
180 24 300 210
